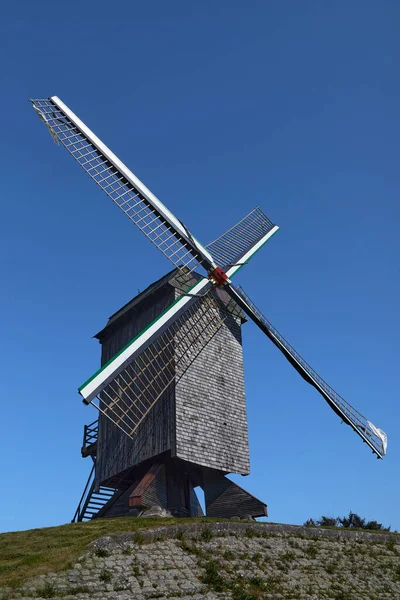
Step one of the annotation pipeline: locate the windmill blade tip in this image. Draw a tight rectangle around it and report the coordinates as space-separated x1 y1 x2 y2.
367 420 387 456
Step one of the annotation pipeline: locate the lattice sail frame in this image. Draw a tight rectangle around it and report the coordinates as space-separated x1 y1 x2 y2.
91 291 229 438
207 207 275 269
78 225 279 405
31 97 214 273
230 285 387 458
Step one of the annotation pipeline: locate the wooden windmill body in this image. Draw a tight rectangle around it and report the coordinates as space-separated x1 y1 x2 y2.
86 269 267 519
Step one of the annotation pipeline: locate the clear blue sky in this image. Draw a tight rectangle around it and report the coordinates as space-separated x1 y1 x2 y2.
1 1 399 533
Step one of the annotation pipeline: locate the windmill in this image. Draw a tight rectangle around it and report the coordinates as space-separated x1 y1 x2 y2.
31 97 387 521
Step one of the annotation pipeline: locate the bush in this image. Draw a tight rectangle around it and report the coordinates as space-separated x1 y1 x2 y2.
304 516 337 527
320 516 339 527
365 520 390 532
304 511 390 532
338 512 366 529
304 518 318 527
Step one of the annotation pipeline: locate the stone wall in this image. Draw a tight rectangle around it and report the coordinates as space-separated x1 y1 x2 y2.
3 522 400 600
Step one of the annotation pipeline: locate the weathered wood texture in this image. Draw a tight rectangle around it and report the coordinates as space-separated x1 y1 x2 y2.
175 288 250 474
99 464 168 518
94 270 250 487
203 471 267 518
99 458 205 518
95 284 176 486
129 463 167 509
99 485 137 519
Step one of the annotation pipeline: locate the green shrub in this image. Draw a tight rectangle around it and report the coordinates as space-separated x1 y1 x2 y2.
179 541 206 558
100 569 112 583
134 532 146 545
70 586 90 595
245 528 256 539
94 547 109 557
280 550 296 561
325 561 338 574
200 559 226 592
392 565 400 582
387 537 397 552
200 527 213 541
305 543 319 558
132 562 141 578
34 583 57 598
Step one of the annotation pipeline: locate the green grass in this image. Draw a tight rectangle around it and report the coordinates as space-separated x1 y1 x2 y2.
34 583 57 598
0 516 226 589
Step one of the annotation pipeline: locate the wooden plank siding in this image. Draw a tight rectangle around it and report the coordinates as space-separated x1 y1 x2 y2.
203 471 267 518
95 283 176 487
94 269 251 490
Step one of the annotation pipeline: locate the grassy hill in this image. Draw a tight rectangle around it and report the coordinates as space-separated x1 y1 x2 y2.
1 518 398 594
0 516 220 588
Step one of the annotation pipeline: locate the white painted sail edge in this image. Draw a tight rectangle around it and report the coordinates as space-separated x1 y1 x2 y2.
50 96 215 268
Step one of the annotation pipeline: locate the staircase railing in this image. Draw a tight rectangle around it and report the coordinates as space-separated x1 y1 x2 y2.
72 463 118 522
81 420 99 457
72 463 95 523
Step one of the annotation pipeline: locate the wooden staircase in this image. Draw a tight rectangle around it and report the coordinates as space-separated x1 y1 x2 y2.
72 421 119 522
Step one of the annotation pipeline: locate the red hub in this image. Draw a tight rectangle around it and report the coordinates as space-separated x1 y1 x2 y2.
209 266 229 286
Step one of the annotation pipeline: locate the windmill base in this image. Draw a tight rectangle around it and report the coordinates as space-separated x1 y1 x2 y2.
95 457 267 520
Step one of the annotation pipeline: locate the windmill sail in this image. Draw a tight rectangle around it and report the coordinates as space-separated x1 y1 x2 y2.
30 97 215 273
207 207 277 270
228 285 387 458
79 225 278 434
86 289 230 438
79 275 213 404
